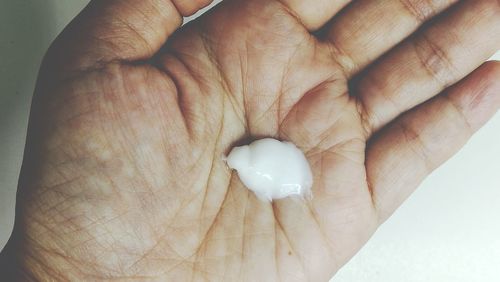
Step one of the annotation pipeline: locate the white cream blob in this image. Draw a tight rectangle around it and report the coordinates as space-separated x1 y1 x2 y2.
225 138 313 202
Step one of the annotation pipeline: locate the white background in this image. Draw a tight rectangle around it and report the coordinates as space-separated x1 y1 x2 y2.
1 1 499 281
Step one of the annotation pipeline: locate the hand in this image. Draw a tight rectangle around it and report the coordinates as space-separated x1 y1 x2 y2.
2 0 499 280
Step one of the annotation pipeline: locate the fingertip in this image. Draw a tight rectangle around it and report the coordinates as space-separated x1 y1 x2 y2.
174 0 214 16
479 60 500 85
447 61 500 130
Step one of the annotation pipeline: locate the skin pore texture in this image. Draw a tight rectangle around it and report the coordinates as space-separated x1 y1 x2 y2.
1 0 499 281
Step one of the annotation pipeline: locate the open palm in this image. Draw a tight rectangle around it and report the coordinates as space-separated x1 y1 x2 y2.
4 0 499 280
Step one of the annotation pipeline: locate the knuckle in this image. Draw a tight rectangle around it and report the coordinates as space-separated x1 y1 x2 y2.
476 0 500 16
397 120 436 172
412 33 458 88
399 0 436 22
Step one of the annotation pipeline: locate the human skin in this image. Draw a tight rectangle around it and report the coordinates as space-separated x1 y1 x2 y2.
0 0 499 280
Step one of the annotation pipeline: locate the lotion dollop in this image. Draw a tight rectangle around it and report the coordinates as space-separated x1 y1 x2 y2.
226 138 313 201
